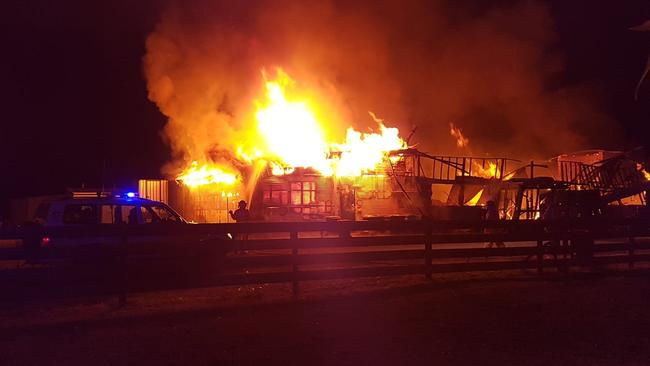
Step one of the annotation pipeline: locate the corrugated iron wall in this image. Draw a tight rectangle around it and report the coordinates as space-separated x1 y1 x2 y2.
138 179 169 204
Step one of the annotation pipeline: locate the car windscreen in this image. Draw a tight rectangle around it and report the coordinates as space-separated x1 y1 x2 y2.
138 205 181 224
149 205 181 223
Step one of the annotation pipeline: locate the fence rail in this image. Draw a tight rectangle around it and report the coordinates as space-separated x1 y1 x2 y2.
1 218 649 302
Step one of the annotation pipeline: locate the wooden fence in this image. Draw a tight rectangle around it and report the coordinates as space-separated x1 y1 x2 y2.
0 219 649 302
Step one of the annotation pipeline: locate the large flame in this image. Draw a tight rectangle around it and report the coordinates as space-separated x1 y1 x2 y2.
244 69 406 177
176 161 239 188
254 70 333 175
177 69 407 188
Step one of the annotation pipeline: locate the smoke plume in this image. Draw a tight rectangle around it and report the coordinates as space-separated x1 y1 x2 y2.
144 0 619 176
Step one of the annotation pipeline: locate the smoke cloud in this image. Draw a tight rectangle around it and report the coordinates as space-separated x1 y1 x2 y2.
144 0 619 176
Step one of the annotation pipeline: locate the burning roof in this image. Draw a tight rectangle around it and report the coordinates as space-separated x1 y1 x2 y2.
175 69 407 190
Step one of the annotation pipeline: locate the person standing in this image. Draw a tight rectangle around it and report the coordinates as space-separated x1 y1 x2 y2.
484 200 505 248
229 200 251 249
229 200 251 222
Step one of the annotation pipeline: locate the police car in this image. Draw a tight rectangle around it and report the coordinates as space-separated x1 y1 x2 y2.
34 192 186 228
28 191 228 264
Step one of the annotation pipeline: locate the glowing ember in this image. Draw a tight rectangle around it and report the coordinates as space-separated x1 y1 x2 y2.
450 123 469 148
176 161 239 188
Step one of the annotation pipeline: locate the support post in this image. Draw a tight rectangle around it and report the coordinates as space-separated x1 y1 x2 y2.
291 231 299 296
559 238 570 273
530 160 535 178
118 228 128 307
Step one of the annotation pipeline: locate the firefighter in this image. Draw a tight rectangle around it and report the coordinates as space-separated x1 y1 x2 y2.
484 200 505 248
229 200 251 222
229 200 251 251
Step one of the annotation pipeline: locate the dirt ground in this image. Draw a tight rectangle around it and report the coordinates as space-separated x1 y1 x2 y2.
2 269 650 366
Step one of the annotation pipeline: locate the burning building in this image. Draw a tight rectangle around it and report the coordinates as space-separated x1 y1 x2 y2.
136 1 644 223
138 69 413 222
136 68 648 223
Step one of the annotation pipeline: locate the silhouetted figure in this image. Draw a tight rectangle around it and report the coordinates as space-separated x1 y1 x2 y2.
229 200 250 222
484 200 505 248
229 200 250 252
128 207 139 225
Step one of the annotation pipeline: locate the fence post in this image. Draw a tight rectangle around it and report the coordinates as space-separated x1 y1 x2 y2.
536 240 543 274
118 228 128 307
424 229 432 281
560 238 570 273
562 239 570 260
291 231 299 296
628 236 635 268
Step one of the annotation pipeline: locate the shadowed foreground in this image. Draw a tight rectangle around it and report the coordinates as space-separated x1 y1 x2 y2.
2 271 650 366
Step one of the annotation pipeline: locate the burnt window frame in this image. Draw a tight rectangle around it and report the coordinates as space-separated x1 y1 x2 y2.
290 181 317 213
263 184 289 206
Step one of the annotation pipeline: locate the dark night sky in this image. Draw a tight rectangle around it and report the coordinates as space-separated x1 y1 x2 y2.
0 0 649 216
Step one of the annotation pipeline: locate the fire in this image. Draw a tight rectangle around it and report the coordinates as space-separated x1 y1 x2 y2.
332 123 405 176
503 170 516 180
177 68 407 188
473 162 498 179
642 169 650 181
465 189 483 206
254 70 333 175
176 161 239 188
450 123 469 148
244 68 406 177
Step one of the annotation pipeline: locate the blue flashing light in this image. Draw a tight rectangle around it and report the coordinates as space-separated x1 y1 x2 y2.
126 192 136 198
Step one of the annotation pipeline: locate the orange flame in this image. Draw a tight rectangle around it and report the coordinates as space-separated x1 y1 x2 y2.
254 70 333 175
176 161 239 188
642 169 650 181
465 189 483 206
243 68 406 177
450 123 469 148
178 69 407 188
473 162 498 179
